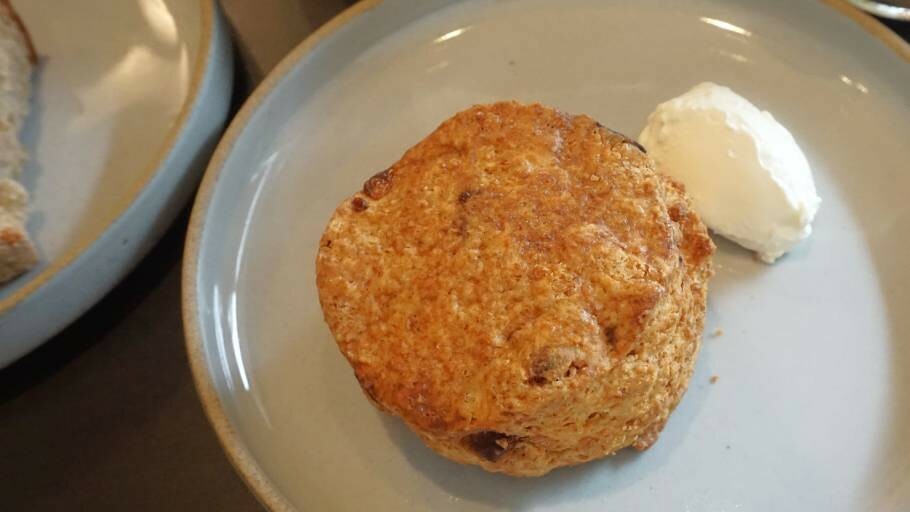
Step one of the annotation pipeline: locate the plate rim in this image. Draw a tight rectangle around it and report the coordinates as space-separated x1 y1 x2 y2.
0 0 215 315
180 1 910 510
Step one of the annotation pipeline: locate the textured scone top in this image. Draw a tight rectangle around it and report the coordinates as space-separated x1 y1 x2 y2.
316 102 713 434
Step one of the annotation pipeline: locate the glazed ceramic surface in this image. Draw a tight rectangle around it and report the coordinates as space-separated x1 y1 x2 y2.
0 0 233 366
185 0 910 509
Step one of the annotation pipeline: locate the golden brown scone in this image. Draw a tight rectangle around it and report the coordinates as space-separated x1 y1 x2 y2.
316 102 714 476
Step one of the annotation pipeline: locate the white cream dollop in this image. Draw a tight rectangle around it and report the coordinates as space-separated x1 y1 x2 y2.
639 82 821 263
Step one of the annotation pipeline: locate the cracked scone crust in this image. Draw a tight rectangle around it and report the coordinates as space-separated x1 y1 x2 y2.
316 102 714 476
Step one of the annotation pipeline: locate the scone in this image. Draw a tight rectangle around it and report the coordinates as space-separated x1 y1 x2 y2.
0 0 36 283
316 102 715 476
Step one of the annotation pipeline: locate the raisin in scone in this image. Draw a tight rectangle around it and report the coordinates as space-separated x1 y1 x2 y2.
316 102 714 476
0 0 36 283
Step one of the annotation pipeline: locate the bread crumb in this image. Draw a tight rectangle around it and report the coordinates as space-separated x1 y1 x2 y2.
712 328 724 337
710 375 719 384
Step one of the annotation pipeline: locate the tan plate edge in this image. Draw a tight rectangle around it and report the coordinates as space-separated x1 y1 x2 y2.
824 0 910 60
180 1 908 510
0 0 216 315
181 1 383 511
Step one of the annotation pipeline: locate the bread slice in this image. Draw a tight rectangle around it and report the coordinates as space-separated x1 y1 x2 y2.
0 0 35 283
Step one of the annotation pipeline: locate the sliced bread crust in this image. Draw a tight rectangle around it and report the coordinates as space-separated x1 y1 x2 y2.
0 0 35 284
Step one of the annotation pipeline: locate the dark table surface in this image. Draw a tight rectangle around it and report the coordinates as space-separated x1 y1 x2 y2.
0 4 906 511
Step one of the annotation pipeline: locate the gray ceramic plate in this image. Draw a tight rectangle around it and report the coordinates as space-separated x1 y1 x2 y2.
0 0 232 366
184 0 910 509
